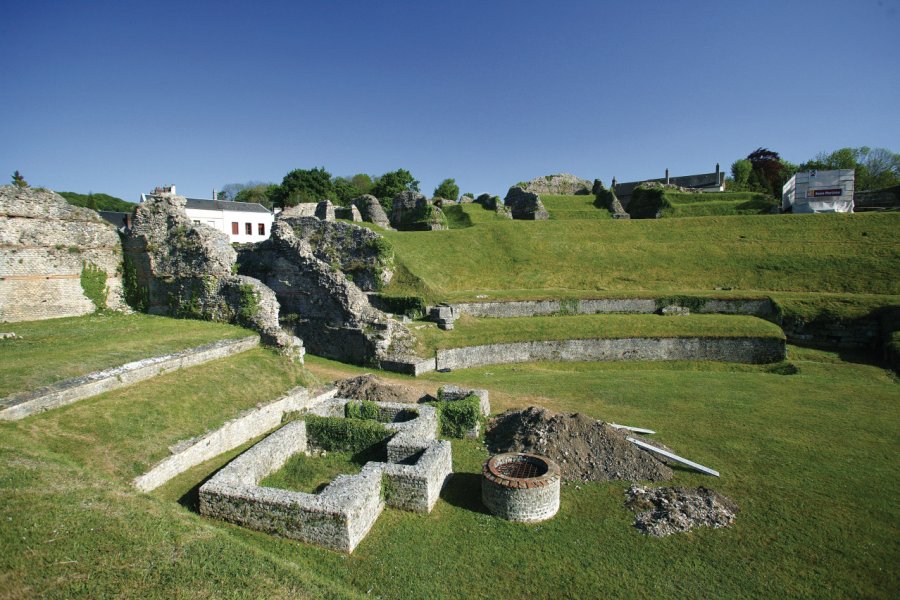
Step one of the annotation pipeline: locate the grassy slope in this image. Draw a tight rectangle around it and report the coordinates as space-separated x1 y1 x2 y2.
378 212 899 302
2 349 898 598
0 313 251 397
58 191 136 213
414 314 785 354
541 194 609 220
662 191 779 217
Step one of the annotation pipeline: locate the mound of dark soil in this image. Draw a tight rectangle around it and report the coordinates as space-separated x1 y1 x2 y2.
485 406 672 482
334 374 425 404
625 485 739 537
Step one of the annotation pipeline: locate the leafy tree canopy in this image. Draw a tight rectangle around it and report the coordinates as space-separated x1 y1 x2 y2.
371 169 419 202
433 178 460 201
797 147 900 191
273 167 336 207
11 171 28 188
233 184 279 210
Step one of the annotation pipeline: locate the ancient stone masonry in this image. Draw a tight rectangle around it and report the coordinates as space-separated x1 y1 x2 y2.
351 195 392 229
389 191 448 230
238 219 416 364
473 194 512 219
269 216 394 292
122 193 302 356
519 173 592 195
315 200 335 222
0 185 126 322
334 204 363 222
503 187 549 220
199 398 452 553
592 180 630 219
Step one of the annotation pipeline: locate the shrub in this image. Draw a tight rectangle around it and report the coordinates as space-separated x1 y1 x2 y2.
373 294 427 319
427 394 483 439
304 415 390 453
433 178 460 201
237 283 259 322
345 399 380 421
80 261 108 310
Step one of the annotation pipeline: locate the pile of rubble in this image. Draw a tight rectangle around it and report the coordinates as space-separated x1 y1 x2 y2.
485 407 672 482
625 485 739 537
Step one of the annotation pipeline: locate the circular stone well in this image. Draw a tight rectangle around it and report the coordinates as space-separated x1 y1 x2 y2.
481 453 561 522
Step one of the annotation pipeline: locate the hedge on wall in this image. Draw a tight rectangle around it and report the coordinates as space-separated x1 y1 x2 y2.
427 394 483 439
304 415 390 453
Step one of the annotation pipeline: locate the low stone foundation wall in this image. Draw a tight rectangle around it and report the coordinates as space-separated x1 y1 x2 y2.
199 398 452 553
451 297 777 319
434 337 785 371
133 386 332 492
0 336 259 421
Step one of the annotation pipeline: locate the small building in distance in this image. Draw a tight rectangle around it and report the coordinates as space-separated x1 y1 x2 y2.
140 185 273 243
782 169 854 213
611 165 726 208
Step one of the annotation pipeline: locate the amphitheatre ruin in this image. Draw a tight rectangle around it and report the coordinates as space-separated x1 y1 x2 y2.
0 173 897 597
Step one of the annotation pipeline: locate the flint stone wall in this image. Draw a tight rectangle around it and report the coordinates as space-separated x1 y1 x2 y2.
0 186 126 322
520 173 592 196
351 195 392 229
450 297 778 320
503 187 549 220
390 191 448 231
237 220 414 364
123 194 302 355
275 217 393 292
133 385 325 492
434 337 786 371
0 336 258 421
199 399 451 552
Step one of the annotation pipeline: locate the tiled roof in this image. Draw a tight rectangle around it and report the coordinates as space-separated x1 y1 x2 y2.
185 198 271 214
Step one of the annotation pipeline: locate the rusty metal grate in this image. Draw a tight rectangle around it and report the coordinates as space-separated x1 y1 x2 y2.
497 459 547 479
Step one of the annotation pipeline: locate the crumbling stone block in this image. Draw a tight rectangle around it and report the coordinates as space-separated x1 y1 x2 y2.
503 187 549 220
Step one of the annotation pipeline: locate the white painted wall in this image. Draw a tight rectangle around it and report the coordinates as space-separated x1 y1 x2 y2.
185 206 274 243
782 169 855 213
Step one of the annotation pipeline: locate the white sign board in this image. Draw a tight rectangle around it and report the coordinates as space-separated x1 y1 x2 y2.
782 169 855 213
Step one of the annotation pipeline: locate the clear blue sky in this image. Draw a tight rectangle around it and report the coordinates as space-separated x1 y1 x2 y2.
2 0 898 202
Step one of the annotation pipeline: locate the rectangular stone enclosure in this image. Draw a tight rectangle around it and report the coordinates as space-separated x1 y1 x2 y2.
199 400 452 553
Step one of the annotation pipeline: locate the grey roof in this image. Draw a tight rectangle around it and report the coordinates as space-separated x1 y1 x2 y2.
185 198 271 214
98 211 131 229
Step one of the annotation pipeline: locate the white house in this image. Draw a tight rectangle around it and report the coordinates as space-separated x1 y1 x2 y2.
782 169 855 213
141 186 274 243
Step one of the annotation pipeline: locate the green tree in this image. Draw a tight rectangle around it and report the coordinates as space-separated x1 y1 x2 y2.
350 173 374 195
85 192 98 211
11 171 28 188
747 148 787 196
234 184 278 210
798 147 899 191
332 177 361 206
371 169 419 201
273 167 335 208
730 159 752 189
433 178 460 200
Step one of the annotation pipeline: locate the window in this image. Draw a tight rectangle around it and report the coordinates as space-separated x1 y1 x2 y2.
245 223 252 235
258 223 265 235
192 220 200 225
231 222 239 235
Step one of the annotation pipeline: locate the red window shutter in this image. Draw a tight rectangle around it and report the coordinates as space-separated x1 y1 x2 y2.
258 223 265 235
245 223 251 235
231 222 238 235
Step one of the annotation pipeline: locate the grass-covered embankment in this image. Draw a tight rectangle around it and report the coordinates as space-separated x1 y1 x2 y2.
627 188 778 218
413 314 785 354
2 347 898 598
541 194 609 220
0 313 252 397
378 212 899 302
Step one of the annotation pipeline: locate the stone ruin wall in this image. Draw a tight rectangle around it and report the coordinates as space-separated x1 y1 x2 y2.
0 186 126 322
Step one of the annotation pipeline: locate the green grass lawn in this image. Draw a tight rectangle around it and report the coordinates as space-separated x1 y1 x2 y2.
0 312 252 397
441 203 513 229
377 212 899 302
413 313 785 354
541 194 609 220
261 449 377 494
3 348 895 598
661 191 779 217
